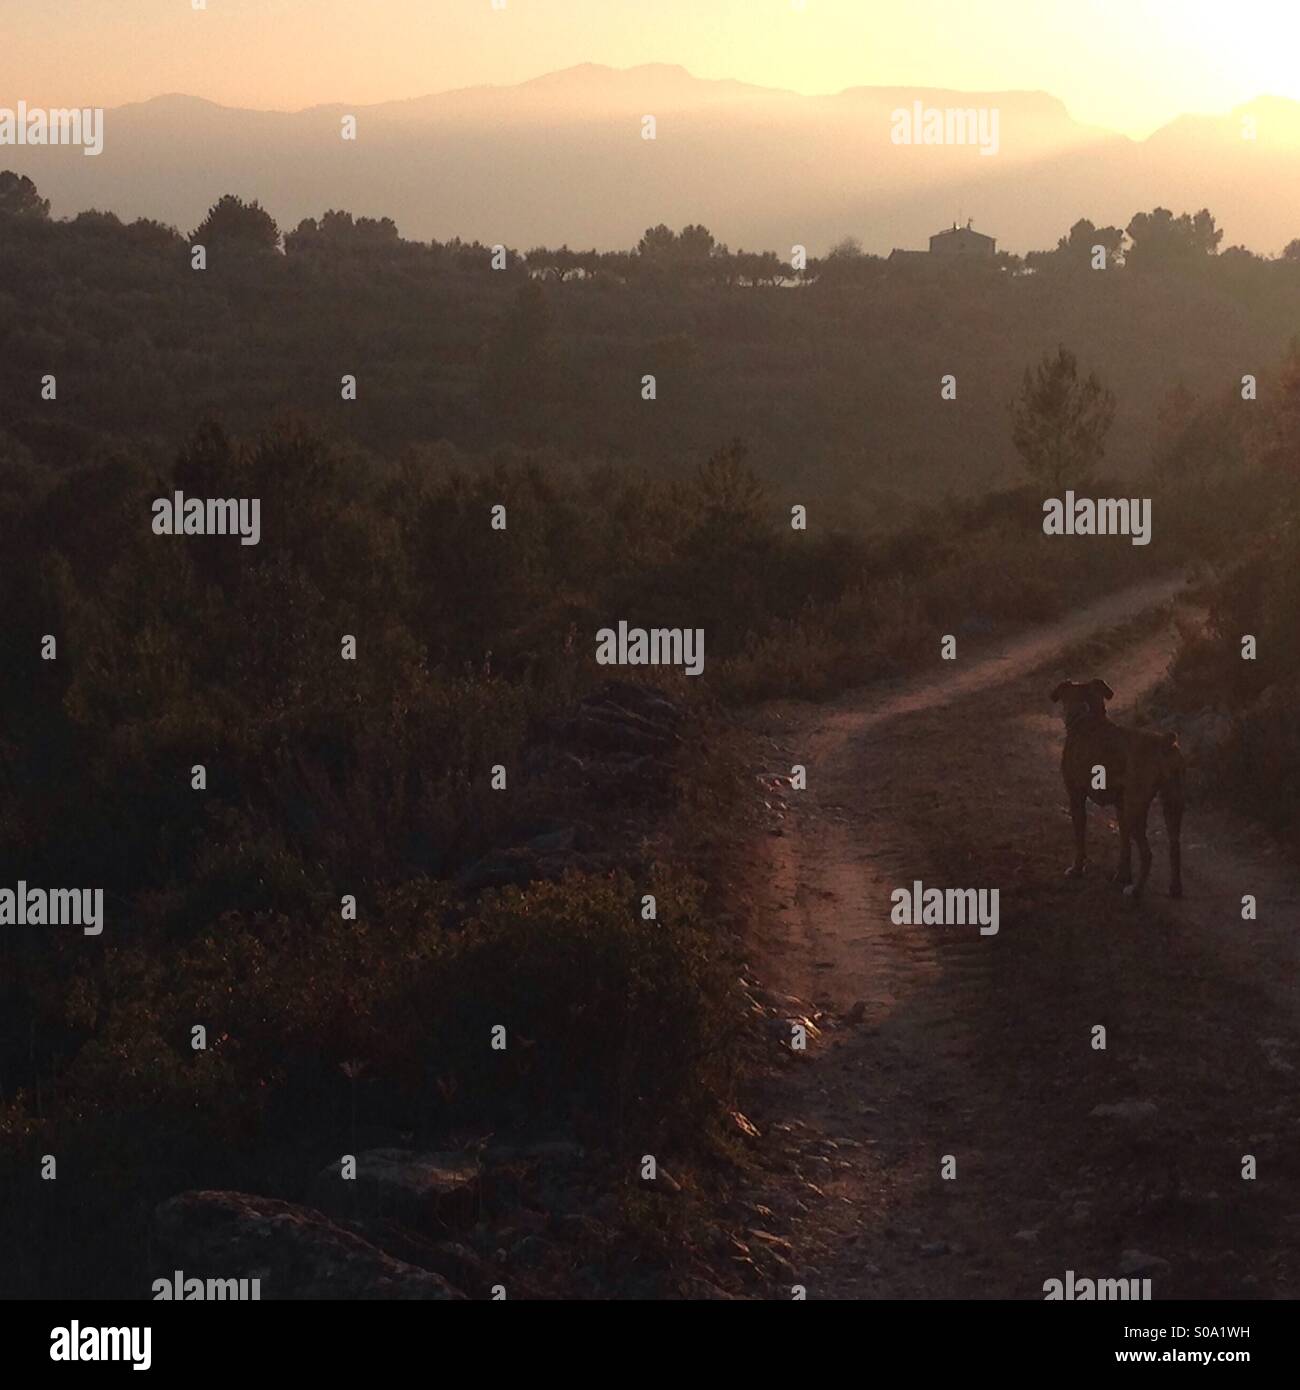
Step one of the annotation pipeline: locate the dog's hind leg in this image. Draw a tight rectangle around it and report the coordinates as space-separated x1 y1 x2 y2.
1065 789 1088 877
1123 796 1154 900
1161 775 1184 898
1112 800 1133 886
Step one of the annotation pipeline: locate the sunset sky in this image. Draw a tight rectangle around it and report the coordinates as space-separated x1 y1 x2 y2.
5 0 1300 139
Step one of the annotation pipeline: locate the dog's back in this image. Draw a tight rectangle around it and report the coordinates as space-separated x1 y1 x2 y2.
1062 710 1180 797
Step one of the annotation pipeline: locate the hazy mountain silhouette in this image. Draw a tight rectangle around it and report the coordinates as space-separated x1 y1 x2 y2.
10 64 1300 253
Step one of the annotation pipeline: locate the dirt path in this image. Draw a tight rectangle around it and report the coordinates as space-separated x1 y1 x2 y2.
732 576 1300 1299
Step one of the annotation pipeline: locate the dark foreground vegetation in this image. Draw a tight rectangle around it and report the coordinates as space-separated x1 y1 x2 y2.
1 175 1299 1295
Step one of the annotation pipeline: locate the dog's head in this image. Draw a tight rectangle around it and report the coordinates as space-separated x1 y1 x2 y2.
1050 678 1114 729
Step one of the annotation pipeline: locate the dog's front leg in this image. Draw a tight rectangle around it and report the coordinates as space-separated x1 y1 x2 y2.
1065 789 1088 877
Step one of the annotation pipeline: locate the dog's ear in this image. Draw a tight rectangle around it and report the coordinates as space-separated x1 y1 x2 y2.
1089 679 1115 701
1050 681 1070 702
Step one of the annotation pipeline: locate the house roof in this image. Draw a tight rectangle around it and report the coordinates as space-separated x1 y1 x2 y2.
931 225 995 243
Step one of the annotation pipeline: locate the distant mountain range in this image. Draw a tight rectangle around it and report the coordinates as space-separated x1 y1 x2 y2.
9 64 1300 254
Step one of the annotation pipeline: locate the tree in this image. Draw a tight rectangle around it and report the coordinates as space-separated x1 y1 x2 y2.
1055 217 1125 266
827 236 863 260
0 171 50 219
286 209 399 255
1282 239 1300 262
1011 346 1116 491
692 437 767 526
677 224 716 262
636 224 678 262
190 194 280 252
1125 207 1222 269
813 236 872 287
736 249 785 286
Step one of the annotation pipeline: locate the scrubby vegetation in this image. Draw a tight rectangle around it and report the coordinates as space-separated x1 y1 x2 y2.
1153 346 1300 839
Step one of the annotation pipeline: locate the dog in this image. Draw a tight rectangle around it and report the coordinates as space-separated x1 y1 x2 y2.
1051 678 1183 899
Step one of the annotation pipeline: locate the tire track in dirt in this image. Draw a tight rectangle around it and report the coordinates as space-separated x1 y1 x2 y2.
733 575 1300 1300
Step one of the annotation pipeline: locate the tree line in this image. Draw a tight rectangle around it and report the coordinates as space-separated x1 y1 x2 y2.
6 170 1298 283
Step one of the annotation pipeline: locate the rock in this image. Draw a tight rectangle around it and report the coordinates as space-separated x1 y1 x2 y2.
767 1015 822 1046
760 1250 798 1281
483 1138 585 1166
344 1221 502 1298
748 1229 795 1254
572 709 674 755
1119 1249 1170 1277
1090 1100 1158 1122
153 1191 466 1299
752 986 813 1012
308 1148 479 1231
919 1241 951 1257
522 825 577 854
1013 1228 1040 1243
730 1109 762 1140
803 1138 840 1156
